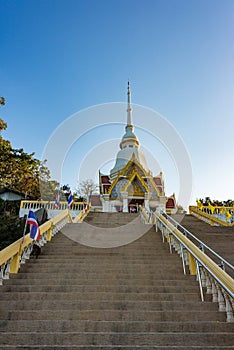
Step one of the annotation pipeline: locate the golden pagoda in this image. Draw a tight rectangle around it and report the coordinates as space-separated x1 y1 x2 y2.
99 82 176 213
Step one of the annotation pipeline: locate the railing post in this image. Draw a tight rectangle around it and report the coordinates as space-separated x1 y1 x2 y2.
206 274 212 294
10 245 22 273
180 244 186 275
217 285 226 312
211 280 218 302
188 252 197 275
210 219 215 226
2 261 10 280
46 225 53 241
161 225 165 242
155 220 158 232
196 261 204 301
223 292 234 322
200 268 207 287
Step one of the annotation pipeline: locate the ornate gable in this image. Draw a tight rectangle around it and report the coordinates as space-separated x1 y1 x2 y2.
123 170 149 195
123 154 147 178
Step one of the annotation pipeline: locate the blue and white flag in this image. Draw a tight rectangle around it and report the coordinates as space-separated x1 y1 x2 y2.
68 191 73 208
27 210 40 241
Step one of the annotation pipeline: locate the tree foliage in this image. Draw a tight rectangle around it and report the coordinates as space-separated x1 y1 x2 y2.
0 117 57 199
0 213 25 250
0 108 73 249
0 97 5 106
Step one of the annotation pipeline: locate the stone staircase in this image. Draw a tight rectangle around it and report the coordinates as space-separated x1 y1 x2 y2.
180 214 234 277
0 212 234 349
84 212 139 227
180 214 234 262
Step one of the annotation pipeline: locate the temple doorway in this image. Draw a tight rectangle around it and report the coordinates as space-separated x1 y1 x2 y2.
128 198 144 213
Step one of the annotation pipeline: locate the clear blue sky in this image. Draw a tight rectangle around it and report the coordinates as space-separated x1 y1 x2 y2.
0 0 234 206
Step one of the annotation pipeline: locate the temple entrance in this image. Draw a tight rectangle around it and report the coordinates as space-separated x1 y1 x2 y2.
128 198 144 213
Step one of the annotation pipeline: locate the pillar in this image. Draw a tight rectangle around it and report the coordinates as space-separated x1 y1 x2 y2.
144 192 152 211
121 192 129 213
101 194 110 212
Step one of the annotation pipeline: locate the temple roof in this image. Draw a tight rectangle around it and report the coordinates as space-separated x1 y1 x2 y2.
100 175 111 184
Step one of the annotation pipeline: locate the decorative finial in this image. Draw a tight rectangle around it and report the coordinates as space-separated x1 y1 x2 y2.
127 81 130 104
127 81 132 127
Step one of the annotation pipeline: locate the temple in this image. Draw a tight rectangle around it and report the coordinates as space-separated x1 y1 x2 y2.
99 82 176 213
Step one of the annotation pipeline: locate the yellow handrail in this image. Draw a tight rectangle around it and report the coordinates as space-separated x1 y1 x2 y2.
189 206 234 227
72 203 91 223
0 210 71 270
0 204 91 277
139 206 234 298
20 200 84 210
157 211 234 296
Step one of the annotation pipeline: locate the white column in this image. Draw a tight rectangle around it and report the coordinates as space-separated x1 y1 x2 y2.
121 192 129 213
159 196 167 211
101 194 110 212
144 192 152 211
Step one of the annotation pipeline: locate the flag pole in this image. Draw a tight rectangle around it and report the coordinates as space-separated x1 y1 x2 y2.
22 213 29 244
22 203 33 243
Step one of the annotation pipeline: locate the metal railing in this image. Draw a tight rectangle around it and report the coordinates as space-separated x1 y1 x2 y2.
139 207 234 322
0 204 91 285
190 205 234 227
20 200 84 211
162 211 234 274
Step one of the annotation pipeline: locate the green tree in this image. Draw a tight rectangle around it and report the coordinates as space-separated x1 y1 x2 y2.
0 97 5 106
0 214 25 250
0 117 52 199
0 113 73 202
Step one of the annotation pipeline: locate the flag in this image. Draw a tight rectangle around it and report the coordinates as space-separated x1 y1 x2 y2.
68 191 73 208
54 193 60 209
27 210 40 241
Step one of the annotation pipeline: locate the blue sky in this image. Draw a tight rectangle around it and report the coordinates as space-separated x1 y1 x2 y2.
0 0 234 207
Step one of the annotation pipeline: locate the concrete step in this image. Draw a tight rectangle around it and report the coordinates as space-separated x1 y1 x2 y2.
1 214 233 349
9 272 190 280
22 262 181 267
84 213 139 223
0 292 201 302
181 215 234 266
2 282 199 293
6 279 197 288
1 320 233 333
2 346 234 350
36 252 174 257
0 300 216 311
18 268 186 275
0 309 226 322
1 331 234 347
21 262 186 269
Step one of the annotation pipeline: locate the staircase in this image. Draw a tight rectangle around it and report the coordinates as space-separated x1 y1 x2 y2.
84 212 139 227
0 212 234 349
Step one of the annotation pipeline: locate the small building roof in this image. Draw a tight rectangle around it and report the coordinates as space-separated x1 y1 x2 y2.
166 197 176 209
90 195 102 207
153 177 162 186
0 187 25 201
101 175 111 184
